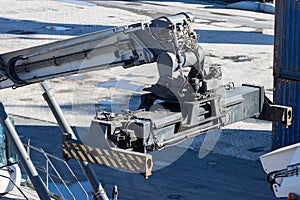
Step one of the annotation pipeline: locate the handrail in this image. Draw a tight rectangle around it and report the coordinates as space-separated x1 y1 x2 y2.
23 142 89 200
34 165 65 199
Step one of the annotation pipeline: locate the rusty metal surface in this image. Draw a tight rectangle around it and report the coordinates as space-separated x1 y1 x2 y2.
274 0 300 80
273 0 300 149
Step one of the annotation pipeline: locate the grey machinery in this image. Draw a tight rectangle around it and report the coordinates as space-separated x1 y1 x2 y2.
0 13 292 199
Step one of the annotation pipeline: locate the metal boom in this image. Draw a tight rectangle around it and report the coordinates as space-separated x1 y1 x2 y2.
0 13 293 199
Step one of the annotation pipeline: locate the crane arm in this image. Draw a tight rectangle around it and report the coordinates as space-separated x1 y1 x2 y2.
0 13 200 89
0 12 292 179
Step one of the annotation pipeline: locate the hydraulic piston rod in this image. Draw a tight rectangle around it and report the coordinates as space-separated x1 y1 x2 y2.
40 82 109 200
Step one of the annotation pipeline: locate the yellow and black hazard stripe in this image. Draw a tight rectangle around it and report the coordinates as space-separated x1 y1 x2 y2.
62 140 152 178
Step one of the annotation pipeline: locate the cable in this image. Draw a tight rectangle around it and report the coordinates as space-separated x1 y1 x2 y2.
0 174 28 199
267 163 300 193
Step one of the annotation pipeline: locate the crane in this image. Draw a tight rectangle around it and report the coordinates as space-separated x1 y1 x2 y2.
0 12 292 199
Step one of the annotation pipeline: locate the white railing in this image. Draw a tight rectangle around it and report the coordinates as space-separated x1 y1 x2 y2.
23 140 89 200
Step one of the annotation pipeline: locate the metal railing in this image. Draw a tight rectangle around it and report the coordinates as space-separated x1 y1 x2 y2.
23 140 89 200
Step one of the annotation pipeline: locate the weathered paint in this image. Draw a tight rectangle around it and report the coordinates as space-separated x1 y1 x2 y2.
273 78 300 149
273 0 300 149
274 0 300 81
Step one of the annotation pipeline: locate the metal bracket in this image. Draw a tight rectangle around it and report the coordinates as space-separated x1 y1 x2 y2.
258 95 292 128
